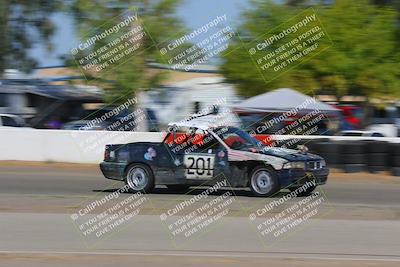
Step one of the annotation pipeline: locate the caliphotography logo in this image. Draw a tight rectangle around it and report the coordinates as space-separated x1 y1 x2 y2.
1 1 399 267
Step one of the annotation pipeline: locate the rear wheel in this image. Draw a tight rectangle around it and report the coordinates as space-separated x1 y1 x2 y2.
125 163 154 193
249 166 280 197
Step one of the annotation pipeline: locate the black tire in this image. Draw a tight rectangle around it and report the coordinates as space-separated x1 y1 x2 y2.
343 164 366 173
313 141 339 154
363 141 388 154
125 163 155 193
391 155 400 167
301 139 329 153
249 166 280 197
340 142 366 154
167 185 190 193
342 154 366 165
305 141 318 153
390 144 400 156
289 184 317 197
319 153 338 166
392 167 400 176
367 153 387 167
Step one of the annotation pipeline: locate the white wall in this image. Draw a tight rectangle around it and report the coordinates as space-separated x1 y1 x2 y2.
0 128 163 164
0 128 399 164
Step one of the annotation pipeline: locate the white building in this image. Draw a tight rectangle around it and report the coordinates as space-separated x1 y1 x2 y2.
138 77 242 128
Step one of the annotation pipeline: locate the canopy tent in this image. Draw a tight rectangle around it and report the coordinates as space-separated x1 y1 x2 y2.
234 88 339 115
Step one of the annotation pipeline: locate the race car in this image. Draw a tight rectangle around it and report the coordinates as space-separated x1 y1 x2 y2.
100 115 329 197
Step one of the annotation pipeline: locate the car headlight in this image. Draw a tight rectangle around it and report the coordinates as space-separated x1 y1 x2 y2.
283 161 305 169
320 159 326 167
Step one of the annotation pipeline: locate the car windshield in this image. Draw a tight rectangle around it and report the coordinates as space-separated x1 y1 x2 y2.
214 127 261 151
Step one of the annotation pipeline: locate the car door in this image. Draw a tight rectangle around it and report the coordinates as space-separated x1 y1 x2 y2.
183 153 215 180
162 132 200 182
163 131 228 185
181 131 229 185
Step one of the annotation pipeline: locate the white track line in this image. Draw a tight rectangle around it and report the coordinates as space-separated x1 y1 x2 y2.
0 250 400 262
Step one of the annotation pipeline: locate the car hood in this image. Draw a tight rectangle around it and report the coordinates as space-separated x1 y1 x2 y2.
257 147 323 161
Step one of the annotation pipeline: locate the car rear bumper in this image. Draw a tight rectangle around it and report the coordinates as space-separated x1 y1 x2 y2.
277 167 329 188
99 161 128 181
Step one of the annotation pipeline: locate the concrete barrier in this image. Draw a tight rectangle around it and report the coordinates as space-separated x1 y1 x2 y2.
0 128 163 164
0 128 399 164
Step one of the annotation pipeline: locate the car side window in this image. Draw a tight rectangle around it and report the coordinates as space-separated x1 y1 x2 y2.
1 116 19 127
192 132 222 153
167 133 192 154
371 132 384 137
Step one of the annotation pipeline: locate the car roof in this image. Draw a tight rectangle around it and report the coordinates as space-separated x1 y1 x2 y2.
168 115 234 131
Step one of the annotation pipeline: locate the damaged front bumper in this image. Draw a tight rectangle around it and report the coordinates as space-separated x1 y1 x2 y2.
277 167 329 188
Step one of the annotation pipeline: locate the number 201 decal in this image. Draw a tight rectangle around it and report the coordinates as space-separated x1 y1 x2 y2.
184 155 214 179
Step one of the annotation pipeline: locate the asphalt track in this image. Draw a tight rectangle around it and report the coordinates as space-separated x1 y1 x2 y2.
0 162 400 267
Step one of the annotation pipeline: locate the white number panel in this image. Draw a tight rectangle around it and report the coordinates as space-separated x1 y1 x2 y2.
183 154 215 179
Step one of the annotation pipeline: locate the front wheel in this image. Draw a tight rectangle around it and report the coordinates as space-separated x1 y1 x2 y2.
249 166 280 197
125 163 155 193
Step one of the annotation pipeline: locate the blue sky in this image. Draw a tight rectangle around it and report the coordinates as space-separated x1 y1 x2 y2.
30 0 249 67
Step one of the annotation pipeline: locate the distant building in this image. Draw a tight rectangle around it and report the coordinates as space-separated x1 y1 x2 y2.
138 76 242 128
0 65 238 128
0 78 102 128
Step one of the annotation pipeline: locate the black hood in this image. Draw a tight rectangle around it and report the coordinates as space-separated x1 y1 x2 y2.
257 147 323 161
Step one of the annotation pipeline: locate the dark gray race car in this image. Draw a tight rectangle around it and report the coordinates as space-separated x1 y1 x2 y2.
100 116 328 197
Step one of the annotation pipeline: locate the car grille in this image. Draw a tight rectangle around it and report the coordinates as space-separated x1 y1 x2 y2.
307 161 322 170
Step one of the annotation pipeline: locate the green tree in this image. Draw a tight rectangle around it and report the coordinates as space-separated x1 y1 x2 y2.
0 0 61 76
221 0 400 99
320 0 399 99
69 0 187 104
